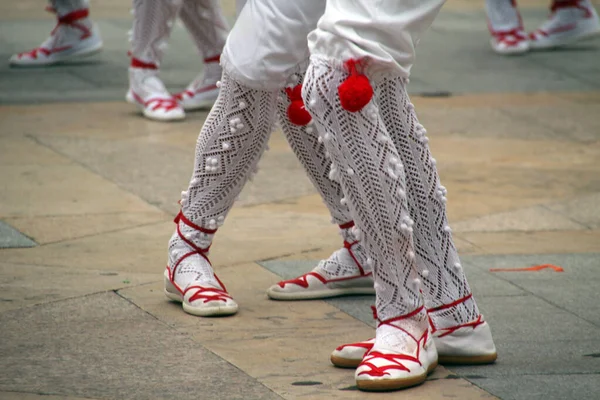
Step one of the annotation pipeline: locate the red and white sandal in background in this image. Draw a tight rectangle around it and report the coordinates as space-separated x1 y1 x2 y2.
175 55 222 111
486 0 529 54
9 7 103 67
266 222 375 300
529 0 600 49
126 58 185 122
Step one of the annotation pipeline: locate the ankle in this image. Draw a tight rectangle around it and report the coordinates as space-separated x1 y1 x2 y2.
486 0 523 33
130 57 158 70
374 306 429 349
427 293 480 332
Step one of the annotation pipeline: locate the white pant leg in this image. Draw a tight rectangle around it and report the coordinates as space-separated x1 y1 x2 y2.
308 0 445 78
179 0 229 59
222 0 325 90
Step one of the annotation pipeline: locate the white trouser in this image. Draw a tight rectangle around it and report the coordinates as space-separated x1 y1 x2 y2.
308 0 446 78
222 0 325 90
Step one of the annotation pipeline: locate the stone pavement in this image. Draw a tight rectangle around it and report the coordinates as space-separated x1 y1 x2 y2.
1 1 600 399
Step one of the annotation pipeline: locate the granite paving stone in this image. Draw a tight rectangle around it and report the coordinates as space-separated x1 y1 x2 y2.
0 221 36 249
0 292 281 400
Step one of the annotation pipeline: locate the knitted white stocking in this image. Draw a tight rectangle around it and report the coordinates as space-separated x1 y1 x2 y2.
303 59 423 323
376 76 480 331
51 0 89 16
486 0 523 32
169 71 279 287
179 0 229 59
130 0 183 66
276 72 349 225
276 72 370 278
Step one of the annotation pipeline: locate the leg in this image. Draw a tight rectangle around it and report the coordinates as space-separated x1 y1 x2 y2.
304 0 470 391
266 71 375 300
166 71 279 316
126 0 185 121
9 0 103 67
303 60 433 391
176 0 230 110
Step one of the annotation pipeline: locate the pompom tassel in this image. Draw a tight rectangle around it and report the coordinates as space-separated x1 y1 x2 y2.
285 85 312 126
338 59 373 112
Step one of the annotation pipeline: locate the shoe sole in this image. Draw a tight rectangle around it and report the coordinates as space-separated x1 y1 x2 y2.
356 361 437 392
267 287 375 300
438 352 497 365
530 28 600 50
330 354 363 369
9 43 103 67
164 288 238 317
332 352 497 368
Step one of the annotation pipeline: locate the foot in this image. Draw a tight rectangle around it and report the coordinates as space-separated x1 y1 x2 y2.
486 0 529 54
355 307 437 392
330 315 496 368
529 0 600 49
490 28 530 55
127 60 185 122
175 56 222 111
266 233 374 300
9 8 103 67
165 212 238 316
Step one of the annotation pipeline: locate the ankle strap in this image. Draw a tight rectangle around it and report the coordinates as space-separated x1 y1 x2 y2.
371 305 425 327
427 293 473 313
58 8 89 24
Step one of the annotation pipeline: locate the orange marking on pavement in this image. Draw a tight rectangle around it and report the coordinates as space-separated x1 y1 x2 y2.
489 264 564 272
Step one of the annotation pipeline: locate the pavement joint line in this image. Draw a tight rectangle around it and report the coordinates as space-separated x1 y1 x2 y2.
532 55 600 89
479 263 600 328
0 390 101 400
114 286 178 327
0 287 160 316
112 291 288 399
23 218 172 247
539 203 596 230
24 132 167 215
459 371 600 377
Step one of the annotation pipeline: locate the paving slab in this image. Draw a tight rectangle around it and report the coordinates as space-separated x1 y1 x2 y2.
452 205 586 233
0 393 100 400
461 371 600 400
463 253 600 326
545 192 600 229
0 292 281 400
0 261 160 313
0 221 36 249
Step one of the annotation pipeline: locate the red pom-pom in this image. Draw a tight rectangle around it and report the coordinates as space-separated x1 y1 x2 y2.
285 84 312 126
338 74 373 112
287 85 303 101
287 100 312 126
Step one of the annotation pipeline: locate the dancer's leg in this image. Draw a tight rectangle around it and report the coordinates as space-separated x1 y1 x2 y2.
267 70 374 300
166 71 279 316
176 0 229 110
303 0 451 391
127 0 185 121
